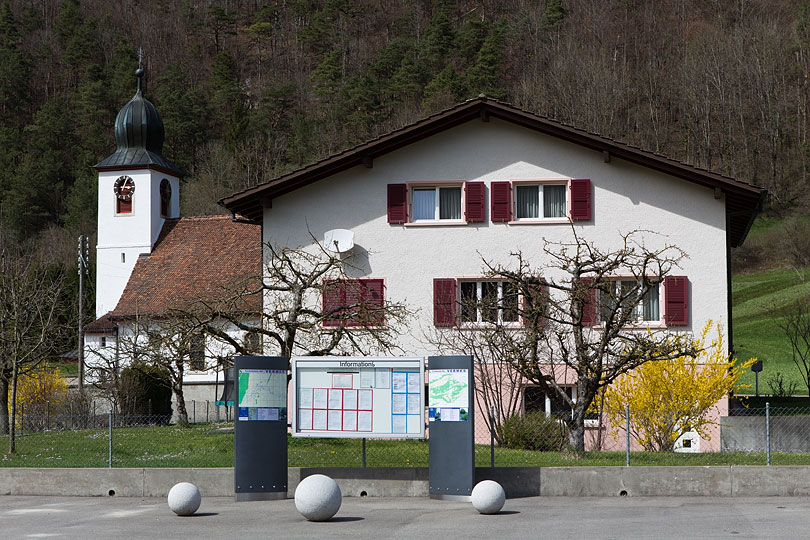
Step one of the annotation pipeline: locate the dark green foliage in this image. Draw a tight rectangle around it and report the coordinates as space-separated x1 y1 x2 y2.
542 0 568 30
119 361 173 418
466 20 506 100
497 411 569 451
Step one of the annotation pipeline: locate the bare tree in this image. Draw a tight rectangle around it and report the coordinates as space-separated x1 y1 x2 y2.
779 296 810 399
0 244 65 453
194 239 414 365
433 229 697 454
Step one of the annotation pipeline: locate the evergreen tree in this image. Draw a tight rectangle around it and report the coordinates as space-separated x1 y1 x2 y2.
466 21 507 100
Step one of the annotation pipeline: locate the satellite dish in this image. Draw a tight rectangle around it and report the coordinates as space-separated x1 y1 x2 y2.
324 229 355 253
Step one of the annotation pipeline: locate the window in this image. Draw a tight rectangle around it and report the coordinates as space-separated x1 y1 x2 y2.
599 279 660 324
387 182 485 224
515 184 567 219
243 332 261 354
190 333 206 371
323 278 385 327
100 336 107 347
160 179 171 217
524 386 573 419
491 179 591 222
412 186 462 221
459 281 519 324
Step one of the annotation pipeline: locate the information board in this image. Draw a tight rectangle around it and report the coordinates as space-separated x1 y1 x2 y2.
291 357 425 439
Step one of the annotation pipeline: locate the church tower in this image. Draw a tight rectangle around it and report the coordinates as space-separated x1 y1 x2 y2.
93 68 184 318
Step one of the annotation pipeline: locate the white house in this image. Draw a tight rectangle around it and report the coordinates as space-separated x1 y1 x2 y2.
83 69 261 414
220 97 764 448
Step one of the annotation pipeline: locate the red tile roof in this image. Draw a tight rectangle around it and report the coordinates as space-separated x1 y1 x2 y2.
107 215 261 319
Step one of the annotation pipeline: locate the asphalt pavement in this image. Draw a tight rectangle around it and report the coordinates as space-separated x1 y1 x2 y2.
1 494 808 539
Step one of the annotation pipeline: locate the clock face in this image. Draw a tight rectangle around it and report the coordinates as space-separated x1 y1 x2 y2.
114 176 135 200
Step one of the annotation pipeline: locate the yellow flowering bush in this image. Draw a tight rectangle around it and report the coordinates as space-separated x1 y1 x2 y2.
594 321 755 452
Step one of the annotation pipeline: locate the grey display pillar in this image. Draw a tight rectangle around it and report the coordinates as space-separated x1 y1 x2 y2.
234 356 288 502
427 355 474 501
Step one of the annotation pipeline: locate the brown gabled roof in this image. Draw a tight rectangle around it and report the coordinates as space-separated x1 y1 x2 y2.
219 96 765 248
84 313 117 334
108 215 261 319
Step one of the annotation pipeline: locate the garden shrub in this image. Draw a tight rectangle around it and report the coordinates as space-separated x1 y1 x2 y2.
496 411 568 451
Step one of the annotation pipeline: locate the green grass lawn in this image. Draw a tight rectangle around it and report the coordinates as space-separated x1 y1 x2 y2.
732 267 810 395
0 423 807 467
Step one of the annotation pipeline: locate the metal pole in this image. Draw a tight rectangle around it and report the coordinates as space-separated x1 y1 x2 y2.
206 401 209 423
108 409 113 468
193 400 196 424
77 235 87 391
490 406 495 468
766 402 771 466
46 401 50 431
362 438 367 468
625 404 630 467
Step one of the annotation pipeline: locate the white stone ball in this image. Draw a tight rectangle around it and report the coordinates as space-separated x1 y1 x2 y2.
294 474 342 521
167 482 201 516
471 480 506 514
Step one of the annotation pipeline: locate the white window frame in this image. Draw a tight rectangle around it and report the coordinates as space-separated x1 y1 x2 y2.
408 183 464 224
599 278 661 325
512 180 568 222
458 280 520 326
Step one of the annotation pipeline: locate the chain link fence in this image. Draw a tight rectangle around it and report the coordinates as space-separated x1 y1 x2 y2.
2 402 810 467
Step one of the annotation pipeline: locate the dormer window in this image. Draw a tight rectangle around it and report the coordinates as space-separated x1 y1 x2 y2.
160 179 171 217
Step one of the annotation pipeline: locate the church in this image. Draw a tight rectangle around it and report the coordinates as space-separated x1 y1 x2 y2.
82 69 260 417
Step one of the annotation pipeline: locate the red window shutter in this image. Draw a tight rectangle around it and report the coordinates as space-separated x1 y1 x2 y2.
387 184 407 223
361 278 385 326
580 277 597 326
433 278 457 327
664 276 689 325
323 279 345 327
490 181 511 222
570 179 591 221
464 182 485 222
522 279 548 327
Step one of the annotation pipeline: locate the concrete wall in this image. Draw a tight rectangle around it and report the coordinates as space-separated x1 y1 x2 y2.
721 416 810 452
5 466 810 498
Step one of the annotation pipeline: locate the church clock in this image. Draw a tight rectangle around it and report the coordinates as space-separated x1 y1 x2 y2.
113 175 135 200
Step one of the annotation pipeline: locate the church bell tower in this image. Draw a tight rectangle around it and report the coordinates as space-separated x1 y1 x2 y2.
93 68 184 318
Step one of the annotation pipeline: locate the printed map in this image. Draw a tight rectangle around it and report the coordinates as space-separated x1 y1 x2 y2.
428 370 468 408
238 369 287 408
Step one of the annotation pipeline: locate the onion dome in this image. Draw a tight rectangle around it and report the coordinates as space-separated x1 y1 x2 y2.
94 68 184 176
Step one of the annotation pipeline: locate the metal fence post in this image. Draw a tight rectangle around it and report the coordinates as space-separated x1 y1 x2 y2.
108 409 113 468
490 406 495 468
206 401 209 423
766 402 771 466
193 400 196 424
625 404 630 467
362 437 367 468
46 401 50 431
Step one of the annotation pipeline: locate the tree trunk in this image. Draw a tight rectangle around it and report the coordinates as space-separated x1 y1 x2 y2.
0 374 8 435
568 420 586 454
173 383 189 427
8 363 18 454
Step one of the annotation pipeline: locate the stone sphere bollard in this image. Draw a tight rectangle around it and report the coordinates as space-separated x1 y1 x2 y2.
294 474 342 521
471 480 505 514
167 482 202 516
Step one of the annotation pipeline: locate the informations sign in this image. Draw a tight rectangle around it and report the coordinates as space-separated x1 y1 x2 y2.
291 357 425 439
237 368 287 422
428 368 469 422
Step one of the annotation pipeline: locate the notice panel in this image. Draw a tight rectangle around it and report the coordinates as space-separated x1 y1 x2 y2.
291 356 425 439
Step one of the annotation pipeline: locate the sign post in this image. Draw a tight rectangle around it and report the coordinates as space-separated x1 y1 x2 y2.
427 355 474 500
234 355 288 501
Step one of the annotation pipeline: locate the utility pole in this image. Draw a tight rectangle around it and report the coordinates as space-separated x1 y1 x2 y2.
78 235 89 390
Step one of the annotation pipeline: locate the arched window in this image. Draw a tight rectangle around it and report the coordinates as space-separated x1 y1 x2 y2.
160 179 172 217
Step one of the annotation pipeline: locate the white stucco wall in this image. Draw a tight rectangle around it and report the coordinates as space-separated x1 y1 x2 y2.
262 118 728 356
95 168 180 318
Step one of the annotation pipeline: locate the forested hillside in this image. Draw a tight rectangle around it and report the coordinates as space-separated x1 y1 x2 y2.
1 0 808 336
